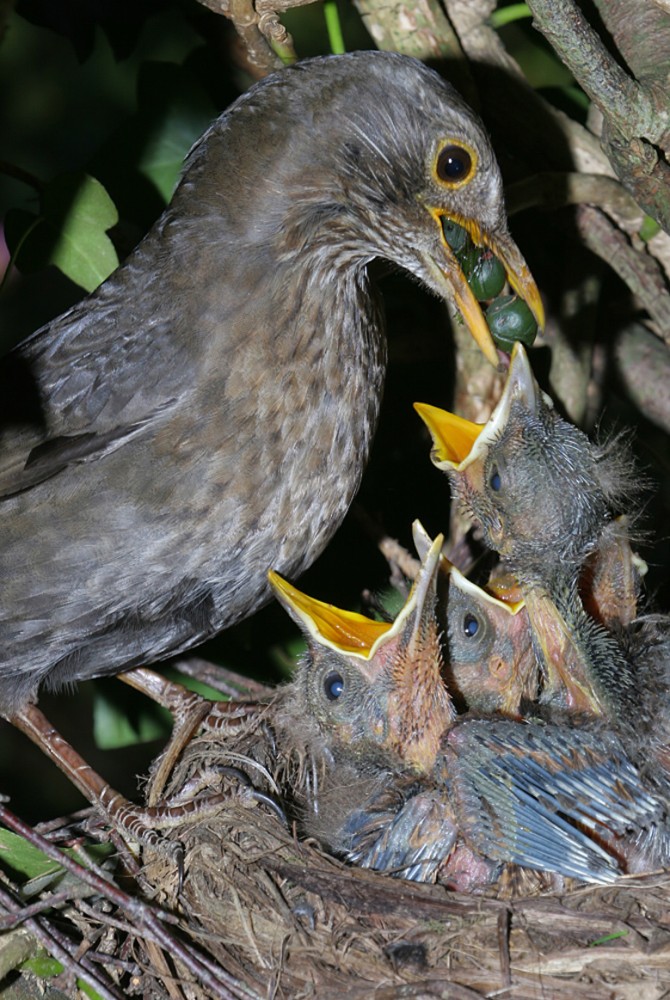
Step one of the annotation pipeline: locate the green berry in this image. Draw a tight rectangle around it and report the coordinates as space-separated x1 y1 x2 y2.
486 294 538 351
467 249 506 301
441 218 471 256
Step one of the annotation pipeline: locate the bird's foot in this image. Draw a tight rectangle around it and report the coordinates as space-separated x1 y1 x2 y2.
118 666 263 802
10 702 285 896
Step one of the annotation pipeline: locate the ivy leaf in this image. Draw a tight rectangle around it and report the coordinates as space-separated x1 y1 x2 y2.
0 828 113 890
135 62 217 202
5 173 119 292
21 952 107 1000
21 954 64 978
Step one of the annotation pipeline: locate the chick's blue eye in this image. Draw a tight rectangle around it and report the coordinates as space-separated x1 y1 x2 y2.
324 671 344 701
490 467 501 492
463 613 479 638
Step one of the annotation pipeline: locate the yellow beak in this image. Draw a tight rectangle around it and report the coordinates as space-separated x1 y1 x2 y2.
424 208 545 368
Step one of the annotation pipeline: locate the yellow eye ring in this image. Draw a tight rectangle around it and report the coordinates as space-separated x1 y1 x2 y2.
434 139 478 189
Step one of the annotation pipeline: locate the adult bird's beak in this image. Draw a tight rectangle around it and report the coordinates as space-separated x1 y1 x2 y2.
267 533 445 667
425 210 545 368
413 341 545 470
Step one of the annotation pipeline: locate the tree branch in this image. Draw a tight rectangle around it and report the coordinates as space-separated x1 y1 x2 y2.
525 0 659 141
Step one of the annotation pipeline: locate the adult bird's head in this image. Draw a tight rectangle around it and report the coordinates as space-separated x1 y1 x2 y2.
414 343 635 583
269 533 454 775
178 51 542 367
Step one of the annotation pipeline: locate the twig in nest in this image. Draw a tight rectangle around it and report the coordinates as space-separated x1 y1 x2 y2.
0 880 122 1000
172 655 274 699
0 802 252 999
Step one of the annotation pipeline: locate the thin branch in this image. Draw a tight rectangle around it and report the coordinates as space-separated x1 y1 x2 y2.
352 0 464 63
505 172 643 226
525 0 659 141
0 803 256 1000
575 205 670 343
0 882 122 1000
0 160 44 194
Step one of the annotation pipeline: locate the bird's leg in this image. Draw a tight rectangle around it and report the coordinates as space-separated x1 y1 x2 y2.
118 667 213 804
117 667 263 803
8 703 267 892
9 703 181 868
171 764 288 828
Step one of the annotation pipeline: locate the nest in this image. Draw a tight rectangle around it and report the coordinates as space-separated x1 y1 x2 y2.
106 720 670 997
3 698 670 1000
142 815 670 997
119 795 670 998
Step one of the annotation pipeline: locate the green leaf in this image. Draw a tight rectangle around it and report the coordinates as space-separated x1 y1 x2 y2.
0 828 114 894
374 586 405 619
21 954 64 978
78 977 106 1000
0 829 64 882
490 3 531 28
5 173 119 292
324 2 346 54
93 686 170 749
588 929 628 946
639 215 661 242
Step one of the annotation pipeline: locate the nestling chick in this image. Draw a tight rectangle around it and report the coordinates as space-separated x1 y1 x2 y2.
414 342 642 718
270 535 465 883
412 519 537 715
270 531 669 886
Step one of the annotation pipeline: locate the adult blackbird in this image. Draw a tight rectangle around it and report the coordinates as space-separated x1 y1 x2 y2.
269 537 668 885
0 51 543 718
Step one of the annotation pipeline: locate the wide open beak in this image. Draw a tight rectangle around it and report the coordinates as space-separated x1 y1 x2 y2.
268 571 391 656
424 209 545 368
270 537 453 771
412 518 525 616
414 341 544 471
268 533 445 665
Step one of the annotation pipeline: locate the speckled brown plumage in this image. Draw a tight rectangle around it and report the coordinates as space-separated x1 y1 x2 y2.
0 51 543 715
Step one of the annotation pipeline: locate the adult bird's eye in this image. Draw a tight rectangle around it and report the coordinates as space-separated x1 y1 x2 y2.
324 670 344 701
463 613 479 638
490 466 502 492
436 144 474 186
